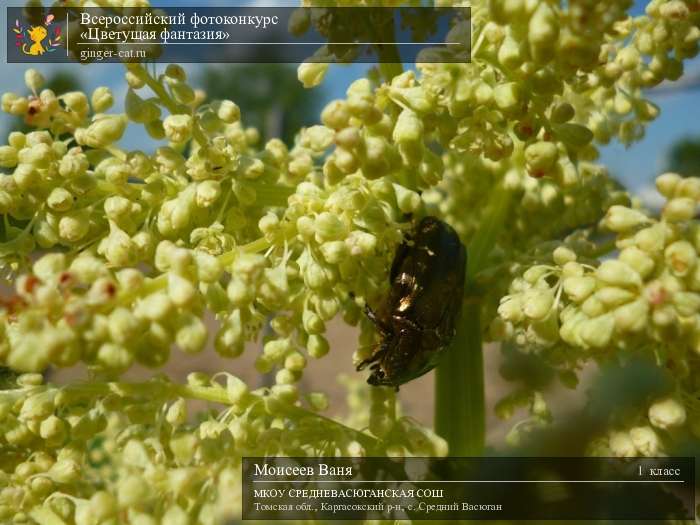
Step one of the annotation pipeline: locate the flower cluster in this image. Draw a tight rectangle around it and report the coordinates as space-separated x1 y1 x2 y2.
0 371 446 522
0 0 698 522
492 173 700 454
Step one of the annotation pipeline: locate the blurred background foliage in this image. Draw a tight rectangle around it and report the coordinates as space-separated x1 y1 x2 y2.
667 135 700 177
200 64 323 146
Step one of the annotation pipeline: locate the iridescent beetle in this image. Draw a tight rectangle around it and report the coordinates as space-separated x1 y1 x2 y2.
357 216 467 388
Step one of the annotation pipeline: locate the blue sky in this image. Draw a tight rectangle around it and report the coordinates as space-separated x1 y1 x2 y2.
1 1 698 205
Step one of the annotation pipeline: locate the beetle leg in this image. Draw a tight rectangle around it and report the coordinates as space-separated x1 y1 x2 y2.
356 341 389 372
357 355 384 372
391 314 422 332
356 350 381 371
364 304 393 336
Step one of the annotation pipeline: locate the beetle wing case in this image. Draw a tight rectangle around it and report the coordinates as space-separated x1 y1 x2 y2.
361 216 467 387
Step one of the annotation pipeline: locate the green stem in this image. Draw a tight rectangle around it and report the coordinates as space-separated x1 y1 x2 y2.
374 11 403 82
435 301 483 456
2 379 380 453
435 183 512 456
142 69 180 115
251 181 295 208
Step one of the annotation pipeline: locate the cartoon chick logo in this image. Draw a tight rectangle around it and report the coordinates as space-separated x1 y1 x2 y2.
12 14 62 56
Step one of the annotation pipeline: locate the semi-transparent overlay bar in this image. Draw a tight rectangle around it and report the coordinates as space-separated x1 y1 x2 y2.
7 6 471 64
242 456 695 521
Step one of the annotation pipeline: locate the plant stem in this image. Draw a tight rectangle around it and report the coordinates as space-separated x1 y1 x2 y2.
374 11 403 82
435 183 512 456
435 300 483 456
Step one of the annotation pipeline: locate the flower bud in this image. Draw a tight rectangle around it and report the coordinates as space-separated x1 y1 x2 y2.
195 180 221 208
62 92 89 118
612 297 648 331
215 310 244 357
528 2 558 62
619 247 655 279
634 224 666 254
307 392 329 411
24 69 45 93
91 86 114 112
82 115 128 148
32 253 65 284
0 146 17 169
163 114 193 143
563 276 596 303
522 288 554 320
676 177 700 200
321 100 350 130
494 82 521 112
49 459 81 484
298 62 329 88
86 491 117 522
303 308 325 334
59 149 89 179
221 375 247 406
580 313 615 348
320 241 348 265
663 197 696 222
609 431 636 457
97 343 132 370
656 172 681 198
629 426 660 456
13 163 38 190
672 291 700 317
498 296 524 322
665 240 697 276
595 286 636 307
136 292 173 322
315 212 346 241
264 338 293 363
524 141 558 176
304 125 334 151
232 252 266 282
660 0 689 20
393 108 423 146
39 415 67 445
176 315 207 354
393 184 421 214
239 157 265 179
44 188 73 213
168 273 196 307
596 260 642 289
19 142 52 168
118 475 150 507
307 334 329 358
271 384 299 405
226 276 252 307
603 205 649 233
288 152 313 180
166 398 187 427
648 397 686 429
498 34 523 69
58 211 90 243
284 351 307 372
2 93 28 115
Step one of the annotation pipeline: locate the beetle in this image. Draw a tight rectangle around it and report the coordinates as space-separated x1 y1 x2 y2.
356 216 467 388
